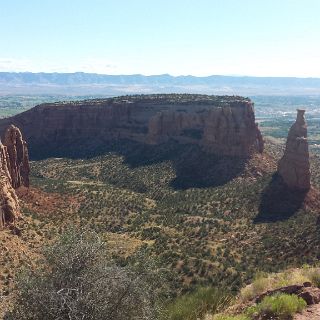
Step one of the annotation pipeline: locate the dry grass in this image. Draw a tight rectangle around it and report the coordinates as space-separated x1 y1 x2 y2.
240 266 320 301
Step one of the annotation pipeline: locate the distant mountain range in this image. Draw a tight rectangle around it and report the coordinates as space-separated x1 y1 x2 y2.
1 72 320 96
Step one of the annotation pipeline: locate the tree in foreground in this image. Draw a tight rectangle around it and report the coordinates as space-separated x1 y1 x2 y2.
5 228 165 320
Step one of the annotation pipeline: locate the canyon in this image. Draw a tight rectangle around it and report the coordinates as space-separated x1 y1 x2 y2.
1 94 320 320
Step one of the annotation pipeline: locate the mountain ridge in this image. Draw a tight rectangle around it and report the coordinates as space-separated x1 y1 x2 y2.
2 72 320 95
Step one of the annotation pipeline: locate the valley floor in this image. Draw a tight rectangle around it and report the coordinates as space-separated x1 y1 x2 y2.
1 139 320 317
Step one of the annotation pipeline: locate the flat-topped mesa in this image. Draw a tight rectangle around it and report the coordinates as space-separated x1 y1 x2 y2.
278 109 311 190
0 94 264 158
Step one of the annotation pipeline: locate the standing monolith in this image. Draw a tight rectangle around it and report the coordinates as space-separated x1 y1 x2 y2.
3 125 30 188
278 109 311 190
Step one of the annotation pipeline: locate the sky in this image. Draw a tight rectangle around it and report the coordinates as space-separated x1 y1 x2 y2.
1 0 320 77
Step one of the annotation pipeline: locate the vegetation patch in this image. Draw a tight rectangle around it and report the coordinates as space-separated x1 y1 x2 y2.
246 293 306 319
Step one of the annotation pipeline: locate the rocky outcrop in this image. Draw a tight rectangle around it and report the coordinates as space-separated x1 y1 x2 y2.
0 172 20 228
0 95 264 158
278 109 311 190
0 125 30 228
255 283 320 306
3 125 30 188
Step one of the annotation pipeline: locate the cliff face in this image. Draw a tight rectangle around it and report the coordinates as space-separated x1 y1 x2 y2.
3 125 30 188
147 100 263 156
278 109 311 190
0 125 30 228
0 95 263 158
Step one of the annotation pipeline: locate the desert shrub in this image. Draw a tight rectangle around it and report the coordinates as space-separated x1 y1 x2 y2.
165 286 232 320
246 293 306 320
213 315 249 320
240 268 319 301
308 270 320 287
240 272 270 301
302 266 320 287
5 228 165 320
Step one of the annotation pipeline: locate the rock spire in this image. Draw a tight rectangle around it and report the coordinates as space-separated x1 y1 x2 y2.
3 125 30 188
278 109 311 190
0 125 30 228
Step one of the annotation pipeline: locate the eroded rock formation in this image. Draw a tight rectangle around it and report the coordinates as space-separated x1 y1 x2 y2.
3 125 30 188
0 170 20 228
0 125 30 228
278 109 311 190
0 94 264 158
202 102 264 156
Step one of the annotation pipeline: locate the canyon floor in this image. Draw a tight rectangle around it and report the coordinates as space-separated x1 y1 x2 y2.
1 139 320 317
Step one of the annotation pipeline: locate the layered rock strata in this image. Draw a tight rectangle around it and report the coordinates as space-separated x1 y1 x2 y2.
0 125 30 228
0 95 264 158
278 109 311 190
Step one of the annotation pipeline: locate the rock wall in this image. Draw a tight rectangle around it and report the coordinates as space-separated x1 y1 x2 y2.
146 101 264 156
0 95 264 158
0 125 30 228
278 109 311 190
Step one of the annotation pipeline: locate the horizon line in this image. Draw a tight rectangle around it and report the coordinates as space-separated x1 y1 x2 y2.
1 71 320 79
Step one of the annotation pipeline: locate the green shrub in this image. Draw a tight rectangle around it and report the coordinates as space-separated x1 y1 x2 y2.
303 267 320 287
165 287 232 320
240 272 270 301
246 293 306 320
5 228 165 320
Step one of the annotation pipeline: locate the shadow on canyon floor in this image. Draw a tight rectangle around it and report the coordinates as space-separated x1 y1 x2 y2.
29 139 248 190
255 174 307 223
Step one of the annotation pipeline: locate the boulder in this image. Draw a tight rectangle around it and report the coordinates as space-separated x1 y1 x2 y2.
298 287 320 305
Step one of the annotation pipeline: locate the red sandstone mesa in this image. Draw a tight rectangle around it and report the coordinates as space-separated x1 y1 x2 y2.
0 95 264 157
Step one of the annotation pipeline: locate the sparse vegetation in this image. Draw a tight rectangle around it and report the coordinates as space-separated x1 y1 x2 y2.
5 229 166 320
2 94 320 318
213 315 250 320
165 287 232 320
246 293 306 320
240 267 320 301
24 138 320 298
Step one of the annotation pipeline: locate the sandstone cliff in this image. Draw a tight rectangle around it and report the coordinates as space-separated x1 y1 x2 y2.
0 125 30 228
278 109 311 190
3 125 30 188
0 94 264 158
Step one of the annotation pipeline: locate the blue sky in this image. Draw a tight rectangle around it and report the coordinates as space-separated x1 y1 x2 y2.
1 0 320 76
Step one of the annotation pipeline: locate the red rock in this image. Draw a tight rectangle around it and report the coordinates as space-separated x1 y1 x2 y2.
0 159 21 228
3 125 30 188
148 100 264 156
278 109 311 190
0 95 264 158
298 287 320 305
0 125 30 228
